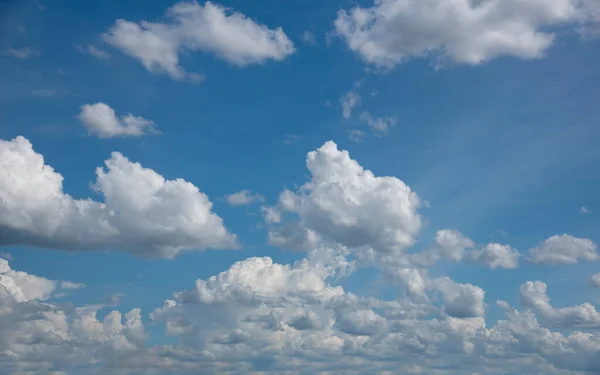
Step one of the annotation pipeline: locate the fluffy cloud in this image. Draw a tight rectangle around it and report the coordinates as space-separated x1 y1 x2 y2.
103 1 295 81
0 136 237 258
433 229 475 262
225 189 265 206
469 243 520 269
520 281 600 328
3 252 600 374
529 234 598 265
430 277 486 318
78 102 156 138
0 258 56 302
334 0 600 68
264 141 422 253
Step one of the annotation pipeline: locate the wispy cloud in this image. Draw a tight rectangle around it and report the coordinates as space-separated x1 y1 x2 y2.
0 47 38 59
348 129 365 142
76 44 111 59
580 206 592 214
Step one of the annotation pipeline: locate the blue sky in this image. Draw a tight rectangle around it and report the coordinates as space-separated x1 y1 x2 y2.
1 0 600 374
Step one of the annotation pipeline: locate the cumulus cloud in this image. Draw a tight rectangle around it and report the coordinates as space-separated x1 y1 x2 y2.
225 189 265 206
264 141 422 253
340 90 361 119
103 1 295 81
433 229 475 262
0 258 56 302
469 243 520 269
334 0 600 68
529 234 598 265
520 281 600 328
0 136 238 258
430 277 486 318
3 251 600 374
78 102 157 138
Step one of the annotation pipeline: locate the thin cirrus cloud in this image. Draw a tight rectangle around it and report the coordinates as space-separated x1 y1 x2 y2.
0 47 38 59
103 1 295 82
334 0 600 69
0 136 238 258
78 102 157 138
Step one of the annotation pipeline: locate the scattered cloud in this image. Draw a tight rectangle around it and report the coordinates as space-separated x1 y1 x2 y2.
0 47 38 59
77 44 111 59
0 136 238 258
580 206 592 214
263 141 422 253
78 102 157 138
360 111 396 136
334 0 600 69
520 280 600 328
302 30 316 45
60 281 86 290
528 234 598 265
103 1 295 81
469 243 520 270
340 90 360 119
282 133 303 145
225 190 265 206
347 129 365 142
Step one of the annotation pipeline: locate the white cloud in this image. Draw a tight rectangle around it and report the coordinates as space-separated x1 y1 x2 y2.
264 141 422 253
434 229 475 262
580 206 592 214
0 136 238 258
2 251 600 374
340 90 361 119
529 234 598 265
225 190 264 206
78 102 157 138
347 129 365 142
469 243 520 269
334 0 600 68
302 30 316 45
430 277 486 318
360 111 396 136
591 273 600 288
60 281 86 290
78 44 111 59
520 281 600 328
103 1 295 81
0 258 56 302
0 47 37 59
